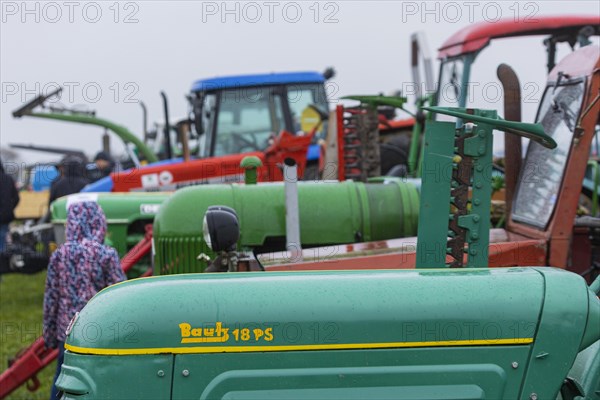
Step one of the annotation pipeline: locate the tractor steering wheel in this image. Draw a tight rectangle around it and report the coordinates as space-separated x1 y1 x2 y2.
231 133 260 152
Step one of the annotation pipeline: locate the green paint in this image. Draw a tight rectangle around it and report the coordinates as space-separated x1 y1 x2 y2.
240 156 262 185
59 267 600 399
341 95 409 111
416 107 556 269
153 179 419 274
415 120 455 268
408 95 432 176
29 112 158 163
423 107 556 149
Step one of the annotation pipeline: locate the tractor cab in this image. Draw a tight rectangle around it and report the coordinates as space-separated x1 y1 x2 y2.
434 15 599 110
189 71 332 174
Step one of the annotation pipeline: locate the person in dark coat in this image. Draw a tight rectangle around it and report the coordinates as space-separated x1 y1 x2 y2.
48 155 89 206
0 158 20 251
86 151 115 182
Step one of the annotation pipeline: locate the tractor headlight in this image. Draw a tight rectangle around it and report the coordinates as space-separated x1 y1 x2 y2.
202 206 240 252
202 214 212 249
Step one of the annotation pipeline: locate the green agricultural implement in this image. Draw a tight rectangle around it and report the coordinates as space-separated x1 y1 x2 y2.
12 87 159 164
53 105 600 399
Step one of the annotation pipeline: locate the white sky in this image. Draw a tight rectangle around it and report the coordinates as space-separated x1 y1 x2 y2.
1 0 599 164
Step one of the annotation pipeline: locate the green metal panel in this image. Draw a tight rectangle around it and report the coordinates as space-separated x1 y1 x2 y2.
520 268 593 399
60 268 599 399
171 347 529 399
416 120 455 267
153 179 419 274
565 340 600 399
460 111 494 268
57 351 173 399
51 192 170 256
66 268 544 353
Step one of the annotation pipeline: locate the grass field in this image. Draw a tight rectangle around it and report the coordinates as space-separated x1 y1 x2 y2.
0 271 56 400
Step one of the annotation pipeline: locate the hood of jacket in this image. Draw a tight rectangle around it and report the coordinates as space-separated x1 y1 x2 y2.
65 201 107 243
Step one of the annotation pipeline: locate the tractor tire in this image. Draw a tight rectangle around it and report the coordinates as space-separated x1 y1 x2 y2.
380 135 411 176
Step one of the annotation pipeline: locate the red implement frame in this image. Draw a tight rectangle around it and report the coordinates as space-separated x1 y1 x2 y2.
0 228 154 399
336 105 345 182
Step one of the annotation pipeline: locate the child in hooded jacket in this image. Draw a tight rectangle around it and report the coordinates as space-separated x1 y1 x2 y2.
43 201 125 399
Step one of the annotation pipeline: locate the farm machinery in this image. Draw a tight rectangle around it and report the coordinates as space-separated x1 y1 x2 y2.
337 15 600 185
3 71 336 274
3 17 600 398
50 48 600 399
258 44 600 281
152 43 600 281
12 71 330 194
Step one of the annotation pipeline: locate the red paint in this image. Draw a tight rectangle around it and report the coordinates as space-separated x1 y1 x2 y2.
336 105 345 181
110 130 313 192
0 338 58 399
438 16 600 58
379 117 415 132
121 224 153 274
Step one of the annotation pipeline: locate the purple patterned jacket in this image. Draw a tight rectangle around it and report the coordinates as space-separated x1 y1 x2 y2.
43 201 125 348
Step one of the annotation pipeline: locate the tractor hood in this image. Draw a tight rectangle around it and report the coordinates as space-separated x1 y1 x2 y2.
153 179 419 274
64 267 597 356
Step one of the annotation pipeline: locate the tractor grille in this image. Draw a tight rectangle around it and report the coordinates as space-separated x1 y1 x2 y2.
154 236 208 275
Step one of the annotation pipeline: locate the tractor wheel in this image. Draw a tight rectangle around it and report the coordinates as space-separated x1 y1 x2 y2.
380 135 410 176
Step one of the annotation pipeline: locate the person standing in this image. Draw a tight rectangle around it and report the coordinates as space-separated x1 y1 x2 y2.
43 201 125 399
48 155 89 206
86 151 115 182
0 158 20 252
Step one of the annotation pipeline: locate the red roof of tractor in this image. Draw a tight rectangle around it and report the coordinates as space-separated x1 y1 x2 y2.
438 15 600 58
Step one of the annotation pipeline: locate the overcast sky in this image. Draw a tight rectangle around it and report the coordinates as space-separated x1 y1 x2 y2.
1 0 598 164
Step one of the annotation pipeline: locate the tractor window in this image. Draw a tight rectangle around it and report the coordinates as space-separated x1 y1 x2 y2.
287 83 329 139
196 93 216 158
213 87 282 156
436 58 464 112
512 79 585 228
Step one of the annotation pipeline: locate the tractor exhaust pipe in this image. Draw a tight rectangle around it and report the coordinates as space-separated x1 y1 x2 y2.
160 91 173 160
284 158 302 262
497 64 523 214
140 101 149 142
